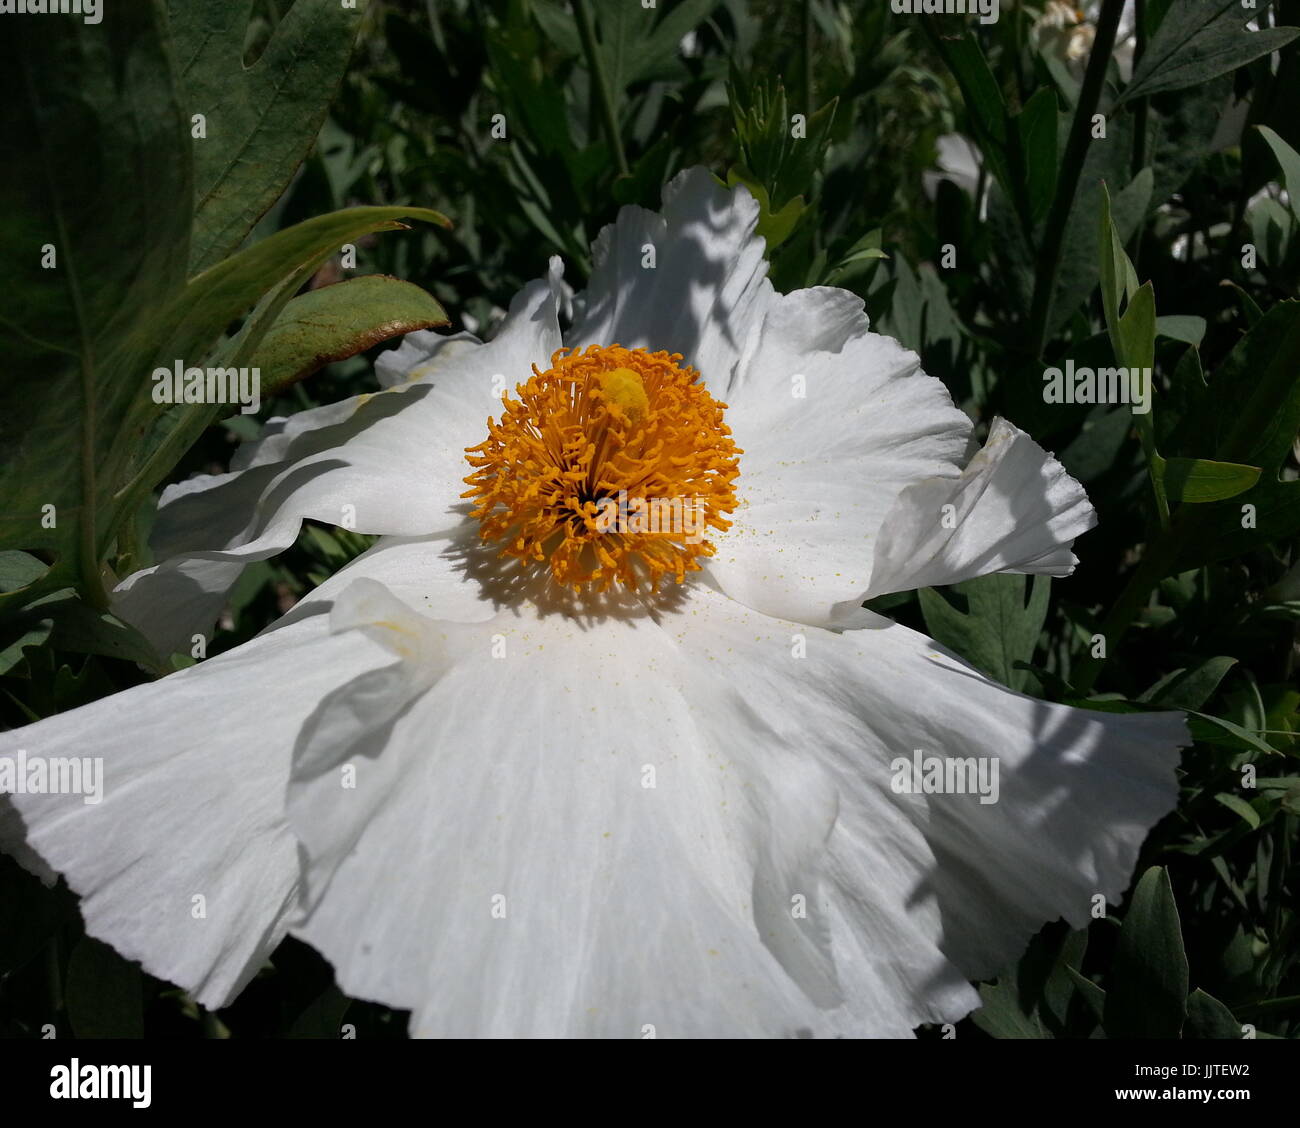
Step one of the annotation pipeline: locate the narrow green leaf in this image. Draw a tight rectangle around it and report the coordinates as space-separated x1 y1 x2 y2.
1103 867 1189 1038
1257 126 1300 227
1065 966 1107 1023
1213 792 1262 829
1163 457 1261 505
1015 87 1059 227
1117 281 1156 374
1144 655 1237 711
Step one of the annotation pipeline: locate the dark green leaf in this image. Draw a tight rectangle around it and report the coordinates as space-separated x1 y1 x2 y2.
1121 0 1299 102
1103 867 1189 1038
1186 988 1244 1039
918 573 1051 692
170 0 362 274
66 936 144 1039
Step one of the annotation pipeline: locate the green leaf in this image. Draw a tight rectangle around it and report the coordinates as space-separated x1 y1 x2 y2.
0 1 191 595
250 276 449 398
602 0 722 88
1103 866 1189 1038
1162 457 1261 505
1187 710 1278 756
1041 929 1091 1031
0 551 49 595
1099 183 1137 364
170 0 362 274
0 621 53 678
1143 655 1236 711
918 573 1051 693
1120 0 1300 102
1257 126 1300 227
1214 300 1300 470
14 591 162 670
1213 792 1262 829
1117 281 1156 374
114 205 452 523
66 936 144 1039
1065 967 1107 1023
971 978 1050 1039
1014 87 1059 228
1156 315 1207 346
724 168 804 251
287 984 352 1039
727 75 838 212
1171 301 1300 570
1186 988 1244 1039
1059 166 1150 340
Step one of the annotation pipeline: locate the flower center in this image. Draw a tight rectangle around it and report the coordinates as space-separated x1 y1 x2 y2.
463 344 741 592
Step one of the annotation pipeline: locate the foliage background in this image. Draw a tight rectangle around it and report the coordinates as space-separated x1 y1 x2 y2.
1 0 1299 1039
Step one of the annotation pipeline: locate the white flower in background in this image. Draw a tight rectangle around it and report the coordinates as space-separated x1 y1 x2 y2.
1033 1 1136 81
922 133 989 221
0 170 1186 1037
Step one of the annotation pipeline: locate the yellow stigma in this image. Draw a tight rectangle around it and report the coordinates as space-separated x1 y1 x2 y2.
462 344 742 592
596 367 649 424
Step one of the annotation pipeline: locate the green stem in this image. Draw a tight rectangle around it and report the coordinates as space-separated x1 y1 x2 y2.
1026 0 1125 358
572 0 629 177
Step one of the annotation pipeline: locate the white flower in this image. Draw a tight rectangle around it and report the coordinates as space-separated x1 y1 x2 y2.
922 133 989 221
0 169 1186 1038
1033 1 1136 81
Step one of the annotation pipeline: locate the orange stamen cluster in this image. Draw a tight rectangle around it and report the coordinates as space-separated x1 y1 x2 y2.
463 344 741 592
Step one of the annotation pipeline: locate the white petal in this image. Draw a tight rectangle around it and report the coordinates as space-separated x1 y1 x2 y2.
857 417 1097 604
673 590 1186 998
703 287 971 625
0 614 393 1008
286 580 854 1036
113 275 563 655
568 168 773 394
281 560 1181 1036
372 331 482 391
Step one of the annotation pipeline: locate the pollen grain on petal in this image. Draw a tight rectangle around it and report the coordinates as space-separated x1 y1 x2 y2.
463 344 741 592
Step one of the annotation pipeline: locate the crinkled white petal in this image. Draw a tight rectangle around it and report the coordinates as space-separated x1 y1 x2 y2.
855 417 1097 605
703 286 972 625
568 168 773 397
278 553 1183 1037
683 594 1186 990
0 614 393 1008
112 274 562 656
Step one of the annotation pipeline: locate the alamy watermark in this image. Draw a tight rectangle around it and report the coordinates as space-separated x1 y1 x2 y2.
0 0 102 23
152 361 261 415
890 749 1000 804
593 491 708 543
1042 360 1152 414
0 751 103 805
891 0 999 25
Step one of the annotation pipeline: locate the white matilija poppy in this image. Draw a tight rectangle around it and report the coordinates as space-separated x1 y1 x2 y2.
0 169 1186 1037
